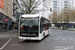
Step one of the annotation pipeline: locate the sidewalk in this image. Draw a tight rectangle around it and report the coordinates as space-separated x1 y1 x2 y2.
51 28 75 31
0 29 18 38
0 29 17 33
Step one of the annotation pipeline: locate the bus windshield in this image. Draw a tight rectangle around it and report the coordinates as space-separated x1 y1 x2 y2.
20 17 39 32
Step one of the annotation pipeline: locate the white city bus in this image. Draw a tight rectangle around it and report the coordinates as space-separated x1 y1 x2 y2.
18 14 50 40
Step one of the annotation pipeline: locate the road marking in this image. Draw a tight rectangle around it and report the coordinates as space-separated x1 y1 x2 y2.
54 46 74 50
49 37 74 41
54 49 67 50
53 37 74 41
10 44 21 46
0 38 11 50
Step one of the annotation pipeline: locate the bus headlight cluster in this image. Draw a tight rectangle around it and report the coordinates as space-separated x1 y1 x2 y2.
33 33 36 36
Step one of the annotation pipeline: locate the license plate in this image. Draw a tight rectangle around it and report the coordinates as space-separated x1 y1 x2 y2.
26 38 31 40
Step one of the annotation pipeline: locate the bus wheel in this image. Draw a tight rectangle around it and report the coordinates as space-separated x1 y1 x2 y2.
42 32 45 40
43 33 45 38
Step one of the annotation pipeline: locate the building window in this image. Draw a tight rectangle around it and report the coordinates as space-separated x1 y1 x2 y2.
64 4 68 7
54 1 57 3
54 4 57 5
64 1 68 3
54 9 57 12
54 6 57 8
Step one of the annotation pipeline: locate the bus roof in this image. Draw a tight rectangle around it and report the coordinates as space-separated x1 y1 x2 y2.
21 14 40 18
41 17 50 22
20 14 50 22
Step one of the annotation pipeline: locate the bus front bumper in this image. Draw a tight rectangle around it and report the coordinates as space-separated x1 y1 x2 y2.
19 36 41 40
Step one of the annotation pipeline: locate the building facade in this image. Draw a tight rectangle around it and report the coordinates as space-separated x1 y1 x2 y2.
0 0 13 32
13 0 23 29
53 0 75 14
53 0 75 29
12 0 17 23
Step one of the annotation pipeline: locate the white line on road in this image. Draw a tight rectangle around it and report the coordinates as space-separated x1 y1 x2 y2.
0 38 11 50
54 49 67 50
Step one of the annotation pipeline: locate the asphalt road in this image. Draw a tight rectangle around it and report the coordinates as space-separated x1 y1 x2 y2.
0 29 75 50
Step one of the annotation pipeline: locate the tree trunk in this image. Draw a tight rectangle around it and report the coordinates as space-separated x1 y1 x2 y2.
66 22 68 30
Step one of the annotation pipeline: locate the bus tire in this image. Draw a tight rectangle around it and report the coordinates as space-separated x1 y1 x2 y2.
43 33 45 38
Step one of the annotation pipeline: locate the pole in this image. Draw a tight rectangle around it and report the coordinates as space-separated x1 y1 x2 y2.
43 0 44 12
26 0 27 14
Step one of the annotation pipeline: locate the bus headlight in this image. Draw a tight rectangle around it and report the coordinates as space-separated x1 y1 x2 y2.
33 33 36 36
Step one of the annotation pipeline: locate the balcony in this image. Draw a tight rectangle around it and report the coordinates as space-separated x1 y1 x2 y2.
16 6 18 9
13 2 16 5
13 8 16 11
13 13 16 16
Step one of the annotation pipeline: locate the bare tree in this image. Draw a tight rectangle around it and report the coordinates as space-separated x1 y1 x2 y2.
48 14 53 23
20 0 42 14
69 9 75 22
58 8 75 30
63 9 73 29
49 7 75 29
48 12 58 23
57 12 64 23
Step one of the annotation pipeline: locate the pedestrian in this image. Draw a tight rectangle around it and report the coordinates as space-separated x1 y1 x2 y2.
5 24 7 31
3 24 5 31
4 18 8 31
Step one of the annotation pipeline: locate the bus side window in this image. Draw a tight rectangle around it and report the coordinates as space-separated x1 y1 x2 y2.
40 22 44 33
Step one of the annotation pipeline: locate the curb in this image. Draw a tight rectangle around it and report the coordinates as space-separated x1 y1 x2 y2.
51 28 75 31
